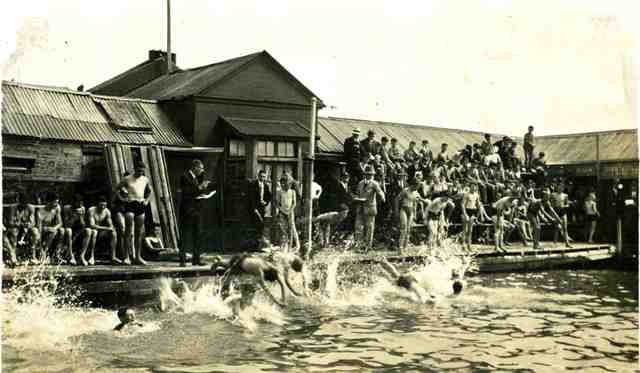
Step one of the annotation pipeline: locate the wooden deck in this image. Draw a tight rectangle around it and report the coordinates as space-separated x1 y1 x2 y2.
1 242 616 297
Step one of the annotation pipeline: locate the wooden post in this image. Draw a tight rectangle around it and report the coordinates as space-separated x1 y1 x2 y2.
305 98 317 257
617 218 623 260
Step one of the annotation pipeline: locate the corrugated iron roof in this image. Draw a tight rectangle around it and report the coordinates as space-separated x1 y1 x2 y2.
221 116 310 139
127 52 262 100
1 81 192 146
537 129 638 164
126 51 325 107
89 56 173 96
317 116 512 155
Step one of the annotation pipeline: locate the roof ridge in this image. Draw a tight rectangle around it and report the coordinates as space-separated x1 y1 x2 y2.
89 57 170 92
3 80 158 104
177 51 262 73
320 116 503 136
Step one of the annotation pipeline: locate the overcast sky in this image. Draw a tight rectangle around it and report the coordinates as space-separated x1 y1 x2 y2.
1 0 638 136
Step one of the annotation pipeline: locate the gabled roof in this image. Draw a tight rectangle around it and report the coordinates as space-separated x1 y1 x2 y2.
126 51 324 106
219 116 310 139
89 54 176 97
316 116 512 154
2 81 192 146
536 129 638 164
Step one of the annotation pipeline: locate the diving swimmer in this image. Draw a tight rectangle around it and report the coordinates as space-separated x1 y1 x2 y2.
211 252 307 307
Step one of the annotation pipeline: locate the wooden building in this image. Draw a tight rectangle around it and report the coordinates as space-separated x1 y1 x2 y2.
90 50 324 247
536 129 639 249
1 81 192 250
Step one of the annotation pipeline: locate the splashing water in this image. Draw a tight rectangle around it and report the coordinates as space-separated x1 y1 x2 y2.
2 262 115 352
157 277 285 332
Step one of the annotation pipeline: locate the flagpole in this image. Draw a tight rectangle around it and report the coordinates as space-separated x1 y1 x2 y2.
166 0 172 74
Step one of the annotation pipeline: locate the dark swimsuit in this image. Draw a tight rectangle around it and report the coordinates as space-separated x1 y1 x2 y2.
397 275 417 290
466 208 477 218
124 201 146 216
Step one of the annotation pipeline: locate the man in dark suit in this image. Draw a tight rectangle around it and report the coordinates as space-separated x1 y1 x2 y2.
179 159 211 266
344 128 363 190
248 169 272 242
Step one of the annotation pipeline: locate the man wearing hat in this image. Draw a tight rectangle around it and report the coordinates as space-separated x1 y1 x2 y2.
115 160 153 265
354 164 385 249
360 129 381 163
344 129 363 187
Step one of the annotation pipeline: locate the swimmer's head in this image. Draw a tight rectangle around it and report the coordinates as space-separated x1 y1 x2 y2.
452 280 464 295
117 308 136 324
291 257 304 272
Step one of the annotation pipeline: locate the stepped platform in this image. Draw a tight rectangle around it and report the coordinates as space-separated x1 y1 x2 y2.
1 242 615 299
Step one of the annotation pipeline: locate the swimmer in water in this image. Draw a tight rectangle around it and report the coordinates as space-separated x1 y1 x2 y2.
211 253 304 307
114 308 143 331
379 258 434 303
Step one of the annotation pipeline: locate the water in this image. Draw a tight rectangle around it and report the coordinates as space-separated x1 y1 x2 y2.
2 251 638 372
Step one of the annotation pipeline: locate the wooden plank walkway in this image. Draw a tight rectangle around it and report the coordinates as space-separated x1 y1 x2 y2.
2 242 616 296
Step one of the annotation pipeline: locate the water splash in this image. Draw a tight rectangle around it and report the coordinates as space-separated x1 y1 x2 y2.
157 277 285 332
2 261 115 352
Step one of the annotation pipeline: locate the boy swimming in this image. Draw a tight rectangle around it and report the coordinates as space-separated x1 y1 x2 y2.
114 308 143 331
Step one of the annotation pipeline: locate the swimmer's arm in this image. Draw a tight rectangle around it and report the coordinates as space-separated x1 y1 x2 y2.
258 271 285 307
393 193 401 217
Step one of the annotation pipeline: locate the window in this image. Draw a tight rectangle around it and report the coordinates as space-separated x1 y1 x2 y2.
229 139 246 157
2 156 35 174
257 141 276 157
277 142 295 157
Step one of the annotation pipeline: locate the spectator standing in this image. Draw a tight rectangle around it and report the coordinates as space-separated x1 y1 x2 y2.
344 129 363 186
248 170 272 245
523 126 535 169
179 159 211 266
274 174 298 250
481 134 494 156
436 143 450 164
388 138 403 163
403 141 419 164
354 165 386 250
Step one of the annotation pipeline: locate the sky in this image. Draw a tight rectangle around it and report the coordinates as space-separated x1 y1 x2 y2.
0 0 638 136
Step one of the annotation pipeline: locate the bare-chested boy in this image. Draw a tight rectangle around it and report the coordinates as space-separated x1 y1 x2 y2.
5 192 40 262
493 194 518 253
88 195 120 265
115 162 152 265
63 195 93 266
37 192 74 264
211 252 306 308
425 196 454 248
394 178 428 252
461 183 482 251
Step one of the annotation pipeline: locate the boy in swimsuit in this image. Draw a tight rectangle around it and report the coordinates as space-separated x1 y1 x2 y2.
379 258 464 302
115 162 152 265
424 196 454 248
113 308 144 331
38 192 74 264
394 178 428 253
63 195 94 266
211 253 303 307
303 204 350 249
5 192 40 262
461 183 481 251
88 195 120 265
493 195 518 253
551 184 572 248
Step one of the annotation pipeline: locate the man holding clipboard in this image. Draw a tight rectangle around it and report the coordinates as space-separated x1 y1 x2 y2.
179 159 215 266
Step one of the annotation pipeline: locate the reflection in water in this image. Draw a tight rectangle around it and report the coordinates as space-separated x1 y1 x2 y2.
2 251 638 372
